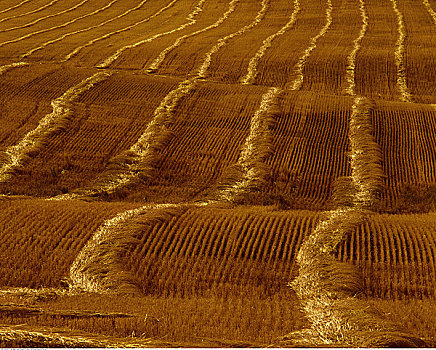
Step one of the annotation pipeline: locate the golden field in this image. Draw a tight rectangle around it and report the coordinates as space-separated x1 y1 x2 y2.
1 0 436 347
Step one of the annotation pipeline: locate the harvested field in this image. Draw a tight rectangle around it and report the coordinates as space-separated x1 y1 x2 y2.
0 0 436 346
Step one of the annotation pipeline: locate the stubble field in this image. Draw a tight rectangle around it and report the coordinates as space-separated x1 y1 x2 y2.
1 0 436 347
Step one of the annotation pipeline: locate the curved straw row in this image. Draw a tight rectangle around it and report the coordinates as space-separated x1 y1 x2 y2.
288 96 423 347
390 0 412 102
0 0 121 49
423 0 436 24
288 0 332 91
94 0 184 68
0 0 90 35
240 0 300 85
344 0 368 96
218 87 281 202
0 0 60 25
0 0 31 15
0 71 111 183
65 0 180 62
59 0 273 200
21 0 142 59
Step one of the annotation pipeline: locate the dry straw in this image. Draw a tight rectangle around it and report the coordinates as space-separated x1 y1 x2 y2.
241 0 301 85
0 72 111 183
287 0 333 91
0 0 60 25
217 87 282 202
69 203 192 294
61 0 271 200
287 96 425 346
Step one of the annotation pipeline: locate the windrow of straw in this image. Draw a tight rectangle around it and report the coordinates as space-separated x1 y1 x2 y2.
0 62 28 76
287 96 425 347
63 0 178 62
344 0 368 96
423 0 436 25
0 326 149 348
240 0 300 85
20 0 124 59
94 0 190 68
0 0 120 50
0 0 31 15
217 87 282 203
69 203 192 294
59 0 271 200
390 0 413 103
0 0 90 35
0 71 111 184
0 0 60 25
147 0 269 74
287 0 333 91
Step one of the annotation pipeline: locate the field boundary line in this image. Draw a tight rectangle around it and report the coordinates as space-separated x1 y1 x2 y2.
0 0 31 15
0 72 111 183
240 0 300 85
287 96 425 347
344 0 368 96
0 0 90 34
0 0 60 25
287 0 333 91
145 0 237 72
0 0 121 49
390 0 412 102
217 87 281 202
56 0 271 200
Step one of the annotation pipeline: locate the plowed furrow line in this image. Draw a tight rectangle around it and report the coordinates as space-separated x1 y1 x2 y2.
0 72 110 183
240 0 300 85
0 0 31 15
59 0 272 200
0 0 89 34
344 0 368 95
21 0 141 59
288 0 332 91
92 0 185 68
390 0 412 102
0 0 60 25
0 0 119 49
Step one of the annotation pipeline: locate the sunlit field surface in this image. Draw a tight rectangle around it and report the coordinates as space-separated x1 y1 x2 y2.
1 0 436 347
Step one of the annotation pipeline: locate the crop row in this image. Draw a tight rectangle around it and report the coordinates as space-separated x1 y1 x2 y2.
0 0 432 96
337 212 436 299
0 198 140 288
